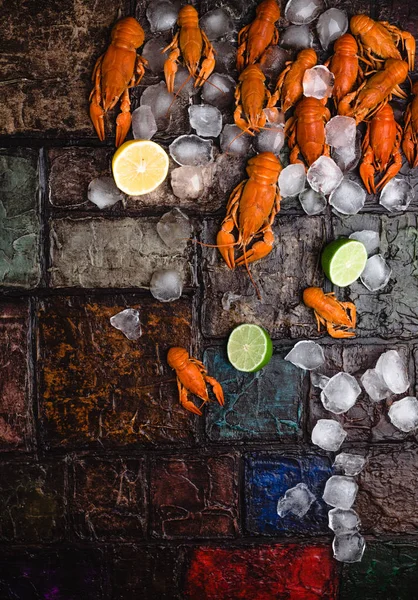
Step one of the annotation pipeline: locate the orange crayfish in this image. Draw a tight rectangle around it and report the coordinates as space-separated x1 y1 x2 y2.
274 49 317 113
402 81 418 168
339 58 409 123
236 0 281 72
89 17 147 147
326 34 362 106
234 64 280 134
350 14 415 70
360 104 403 194
303 287 356 339
162 5 215 93
285 97 331 167
167 347 224 416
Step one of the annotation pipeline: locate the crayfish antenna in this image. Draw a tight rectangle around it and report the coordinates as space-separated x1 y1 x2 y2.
186 238 239 249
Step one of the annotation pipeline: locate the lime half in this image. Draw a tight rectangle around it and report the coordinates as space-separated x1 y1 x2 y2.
227 324 273 372
321 238 367 287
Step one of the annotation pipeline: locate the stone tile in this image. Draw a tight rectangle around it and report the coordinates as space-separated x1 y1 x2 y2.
340 542 418 600
202 216 326 338
150 454 238 538
0 149 41 287
245 454 332 536
356 444 418 534
308 343 413 443
185 545 338 600
49 217 195 287
0 460 65 543
71 457 146 541
204 347 303 442
38 295 196 448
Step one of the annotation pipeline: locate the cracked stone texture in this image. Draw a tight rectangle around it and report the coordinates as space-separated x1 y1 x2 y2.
0 300 33 451
0 150 41 287
185 545 338 600
0 461 65 543
340 542 418 600
355 445 418 534
150 454 238 538
203 347 302 441
49 217 195 287
245 454 332 536
71 458 146 541
38 295 196 448
308 343 413 443
202 216 325 338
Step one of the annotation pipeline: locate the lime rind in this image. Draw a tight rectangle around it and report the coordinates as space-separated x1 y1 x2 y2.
322 239 367 287
227 324 273 373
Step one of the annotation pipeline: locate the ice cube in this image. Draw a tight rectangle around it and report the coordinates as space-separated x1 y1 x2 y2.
328 508 361 535
110 308 142 341
321 372 361 414
170 165 212 200
349 230 379 256
156 208 191 250
311 419 347 451
169 135 214 167
281 25 313 50
299 188 327 215
311 372 330 389
211 41 237 75
278 164 306 197
379 178 415 212
360 254 392 292
146 1 178 32
329 179 366 215
220 124 252 156
173 66 200 98
316 8 348 50
331 136 361 173
303 66 335 99
375 350 409 394
222 291 242 311
285 0 325 24
189 105 222 138
264 108 285 125
388 396 418 433
254 124 285 155
276 483 316 518
361 368 392 402
132 105 158 140
140 81 175 129
202 73 236 109
284 340 325 370
325 116 356 148
150 269 183 302
333 454 366 477
259 46 291 81
87 177 124 209
142 38 167 74
307 156 343 195
199 8 235 40
333 533 366 563
323 476 358 509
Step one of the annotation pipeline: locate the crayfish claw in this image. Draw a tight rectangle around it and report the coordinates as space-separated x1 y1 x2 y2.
115 111 131 147
204 376 225 407
89 102 106 142
179 386 203 416
217 229 236 269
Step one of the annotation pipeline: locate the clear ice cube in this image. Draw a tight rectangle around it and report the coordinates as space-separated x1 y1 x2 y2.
172 66 200 98
277 482 316 518
333 453 366 476
360 254 392 292
322 475 358 509
278 164 307 197
201 73 236 109
132 105 158 140
307 156 343 195
169 135 214 167
156 208 191 250
189 105 222 138
361 368 392 402
150 269 183 302
303 66 335 100
110 308 142 340
333 533 366 563
321 372 361 414
325 116 356 148
281 25 313 50
299 187 327 215
199 8 235 40
379 178 415 212
349 230 379 256
146 1 178 32
329 179 366 215
311 372 330 389
328 508 361 535
388 396 418 433
254 124 285 156
220 124 252 156
259 46 291 80
311 419 347 451
211 41 237 75
316 8 348 50
140 81 175 129
375 350 409 394
171 165 212 200
285 0 325 24
284 340 325 370
264 108 285 125
87 177 124 209
331 135 361 173
142 38 167 74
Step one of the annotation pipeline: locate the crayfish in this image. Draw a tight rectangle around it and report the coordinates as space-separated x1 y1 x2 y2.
162 5 215 93
236 0 281 72
326 34 362 106
167 347 224 416
285 97 331 167
234 64 280 134
402 81 418 168
275 49 317 113
89 17 147 147
303 287 356 339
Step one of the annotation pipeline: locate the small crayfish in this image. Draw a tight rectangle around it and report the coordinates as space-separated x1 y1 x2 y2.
234 64 280 134
236 0 281 72
167 347 224 416
275 49 317 113
326 34 361 106
402 81 418 168
162 5 215 93
89 17 147 147
285 97 331 166
303 287 356 339
360 104 403 194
